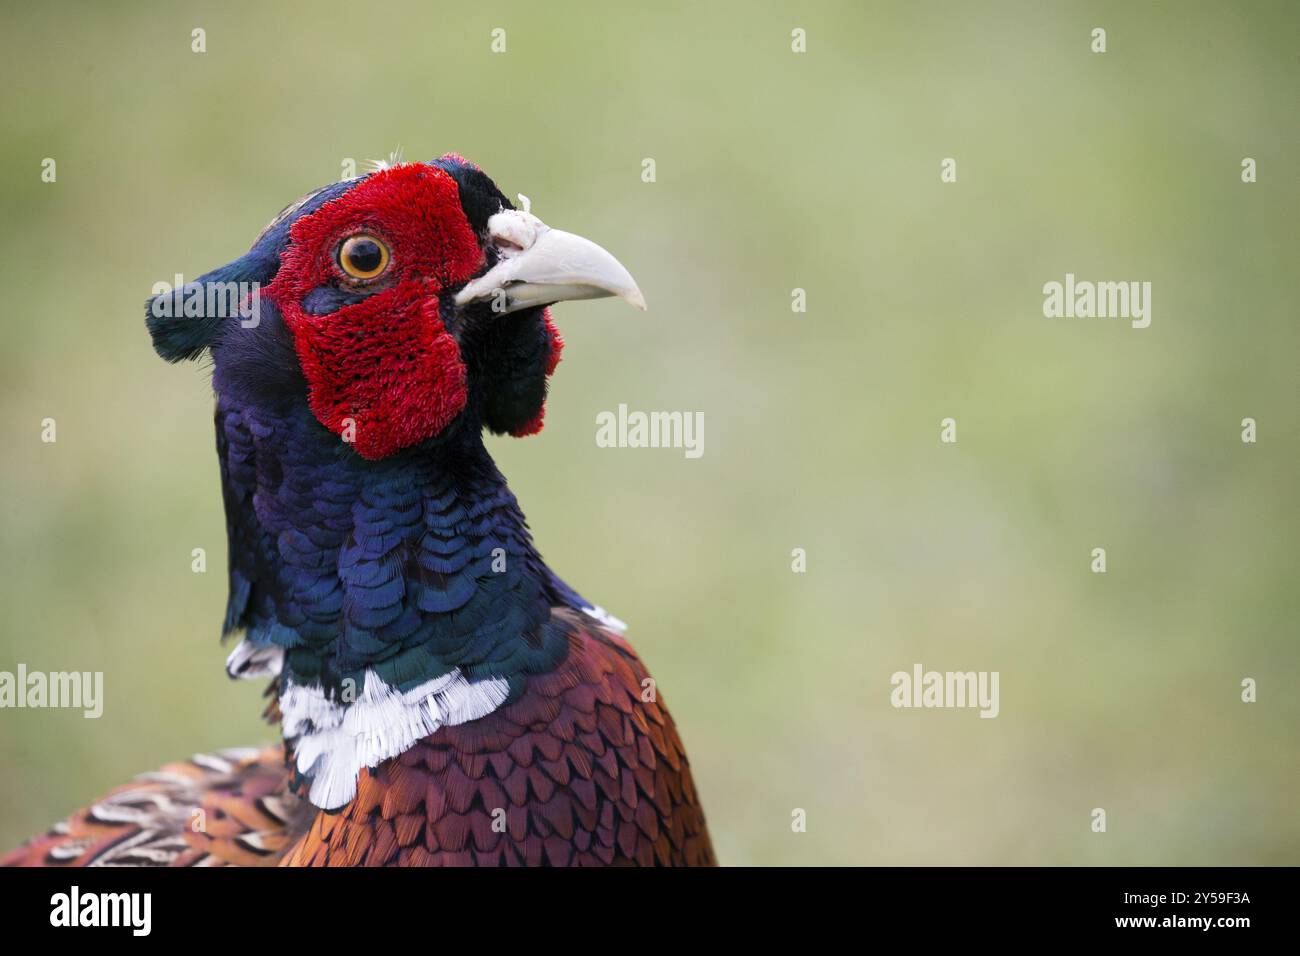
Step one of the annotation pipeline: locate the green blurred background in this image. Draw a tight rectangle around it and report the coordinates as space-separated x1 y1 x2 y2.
1 1 1296 865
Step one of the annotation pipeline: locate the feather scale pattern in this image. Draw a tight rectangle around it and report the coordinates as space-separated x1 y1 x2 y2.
3 615 714 867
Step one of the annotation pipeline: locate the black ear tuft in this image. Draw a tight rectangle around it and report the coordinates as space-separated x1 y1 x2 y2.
145 288 224 362
145 253 277 363
145 178 354 363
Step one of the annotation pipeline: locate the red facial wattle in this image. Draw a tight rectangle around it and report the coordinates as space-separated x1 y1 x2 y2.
265 164 484 460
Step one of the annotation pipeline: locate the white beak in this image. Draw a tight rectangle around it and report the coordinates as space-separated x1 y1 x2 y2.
454 208 646 314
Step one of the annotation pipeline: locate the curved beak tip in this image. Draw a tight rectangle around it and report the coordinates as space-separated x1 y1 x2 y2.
622 287 647 311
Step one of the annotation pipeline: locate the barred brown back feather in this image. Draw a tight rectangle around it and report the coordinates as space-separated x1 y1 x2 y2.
0 745 306 868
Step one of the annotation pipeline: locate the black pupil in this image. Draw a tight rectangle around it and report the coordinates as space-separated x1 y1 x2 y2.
346 238 382 273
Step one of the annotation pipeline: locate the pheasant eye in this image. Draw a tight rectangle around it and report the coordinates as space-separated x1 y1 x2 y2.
338 234 390 281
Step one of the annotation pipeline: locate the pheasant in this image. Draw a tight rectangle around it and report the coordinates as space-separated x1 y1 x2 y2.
3 155 714 867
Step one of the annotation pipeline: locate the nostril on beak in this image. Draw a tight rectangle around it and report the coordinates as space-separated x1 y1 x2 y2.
487 209 545 259
491 235 526 255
